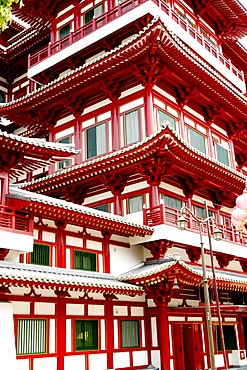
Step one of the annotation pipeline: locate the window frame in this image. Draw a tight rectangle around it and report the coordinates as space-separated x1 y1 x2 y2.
16 318 47 356
124 108 140 146
188 126 207 155
157 109 177 130
121 320 140 349
74 249 97 271
59 23 71 39
75 319 99 351
84 4 103 24
30 243 50 266
86 121 107 159
58 135 73 169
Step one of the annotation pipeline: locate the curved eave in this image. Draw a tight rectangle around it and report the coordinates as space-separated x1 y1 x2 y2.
21 201 153 237
118 259 247 292
0 18 246 128
21 126 246 195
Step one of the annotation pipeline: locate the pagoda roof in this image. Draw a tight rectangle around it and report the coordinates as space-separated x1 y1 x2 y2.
19 125 246 203
0 130 79 178
7 187 154 237
118 254 247 292
0 260 143 296
0 17 247 133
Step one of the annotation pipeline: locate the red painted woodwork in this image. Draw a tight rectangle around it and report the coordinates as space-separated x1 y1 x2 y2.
171 324 185 370
144 84 155 137
157 306 170 370
27 0 244 84
111 100 120 151
102 231 112 273
56 299 66 370
0 205 31 234
55 221 67 268
104 294 115 369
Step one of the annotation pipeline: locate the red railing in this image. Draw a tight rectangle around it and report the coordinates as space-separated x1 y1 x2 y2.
0 205 31 233
143 205 247 245
27 0 244 82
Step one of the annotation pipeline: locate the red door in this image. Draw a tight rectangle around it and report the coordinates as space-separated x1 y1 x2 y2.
171 324 204 370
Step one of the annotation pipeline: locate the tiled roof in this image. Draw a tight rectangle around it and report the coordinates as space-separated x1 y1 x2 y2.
0 260 143 295
8 186 154 236
20 125 246 195
118 254 247 290
0 130 79 154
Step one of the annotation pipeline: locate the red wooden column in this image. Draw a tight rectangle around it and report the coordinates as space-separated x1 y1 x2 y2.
144 83 155 137
103 174 125 216
0 172 9 205
157 305 171 370
104 293 116 369
102 231 112 273
55 221 67 268
74 117 82 165
111 98 120 151
56 298 66 370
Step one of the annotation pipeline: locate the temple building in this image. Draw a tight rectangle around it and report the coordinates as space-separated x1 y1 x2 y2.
0 0 247 370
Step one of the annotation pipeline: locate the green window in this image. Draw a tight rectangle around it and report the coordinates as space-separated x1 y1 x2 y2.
74 250 96 271
195 206 213 219
85 4 103 23
31 243 50 266
94 204 109 212
215 325 237 351
128 195 143 213
59 23 70 39
58 136 71 169
158 110 176 130
121 320 140 348
86 123 106 159
164 195 182 210
125 109 140 145
188 128 206 154
216 144 229 167
76 320 98 350
17 319 47 355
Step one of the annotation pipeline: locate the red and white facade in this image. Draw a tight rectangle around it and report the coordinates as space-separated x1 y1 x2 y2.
0 0 247 370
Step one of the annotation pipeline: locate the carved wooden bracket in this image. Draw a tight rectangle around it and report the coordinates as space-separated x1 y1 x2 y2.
24 286 42 297
203 104 225 125
239 259 247 273
144 239 173 259
138 158 173 186
55 289 71 298
174 84 199 107
102 173 126 196
178 175 204 199
146 281 174 307
185 247 201 263
100 79 122 101
79 292 94 300
62 185 87 204
215 253 234 268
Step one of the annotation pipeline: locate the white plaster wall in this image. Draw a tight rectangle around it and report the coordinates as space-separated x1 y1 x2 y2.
66 235 83 247
114 320 119 349
34 302 55 315
88 304 104 316
131 306 144 316
16 359 29 370
42 231 56 243
132 350 148 366
141 320 146 347
151 350 161 369
50 319 56 353
151 317 158 347
100 319 106 350
66 319 72 352
113 352 130 368
12 301 30 315
89 353 107 370
110 244 144 276
66 303 84 315
87 240 102 251
33 357 57 370
64 355 85 370
113 306 128 316
0 229 33 253
0 302 18 369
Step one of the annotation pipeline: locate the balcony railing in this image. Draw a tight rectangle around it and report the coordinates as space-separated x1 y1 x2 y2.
143 204 247 245
0 205 32 233
27 0 244 82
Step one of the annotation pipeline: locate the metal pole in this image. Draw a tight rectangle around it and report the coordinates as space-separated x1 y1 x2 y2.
199 222 216 370
205 202 228 369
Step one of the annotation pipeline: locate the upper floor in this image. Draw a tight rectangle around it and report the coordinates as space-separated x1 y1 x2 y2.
26 0 245 93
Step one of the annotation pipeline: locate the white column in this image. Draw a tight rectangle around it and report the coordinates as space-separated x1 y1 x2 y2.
0 301 17 368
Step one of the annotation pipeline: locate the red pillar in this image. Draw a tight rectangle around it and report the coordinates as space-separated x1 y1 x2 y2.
0 172 9 205
56 299 66 370
55 221 67 268
102 231 112 273
113 194 122 216
179 108 185 139
111 99 120 151
74 117 82 165
144 84 155 137
149 185 160 208
104 295 114 369
157 305 171 370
